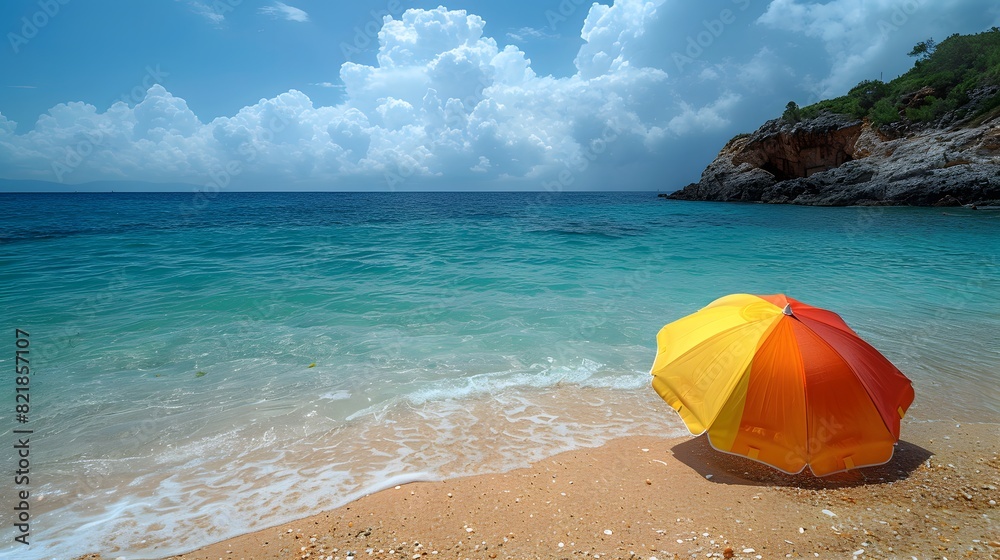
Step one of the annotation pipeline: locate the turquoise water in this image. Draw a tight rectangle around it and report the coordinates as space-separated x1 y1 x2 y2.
0 192 998 558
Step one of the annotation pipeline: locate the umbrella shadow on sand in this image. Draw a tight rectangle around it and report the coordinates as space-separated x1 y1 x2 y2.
671 434 932 489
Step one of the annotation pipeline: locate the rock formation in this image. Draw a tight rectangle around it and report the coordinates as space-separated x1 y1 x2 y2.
668 110 1000 206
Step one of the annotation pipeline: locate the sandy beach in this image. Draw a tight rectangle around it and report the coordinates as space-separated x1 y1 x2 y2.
73 417 999 560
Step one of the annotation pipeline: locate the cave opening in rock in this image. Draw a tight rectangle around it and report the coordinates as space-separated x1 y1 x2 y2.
760 161 792 181
759 149 855 181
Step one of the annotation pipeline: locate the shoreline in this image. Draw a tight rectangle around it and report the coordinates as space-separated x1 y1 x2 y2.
76 417 998 560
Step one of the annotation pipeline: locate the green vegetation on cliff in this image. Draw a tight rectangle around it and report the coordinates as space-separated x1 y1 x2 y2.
791 28 1000 127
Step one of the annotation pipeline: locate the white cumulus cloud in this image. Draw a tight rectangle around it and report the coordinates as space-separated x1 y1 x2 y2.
1 2 746 190
665 92 742 136
575 0 666 78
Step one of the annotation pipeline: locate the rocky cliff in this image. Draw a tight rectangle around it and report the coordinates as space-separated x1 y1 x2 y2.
668 111 1000 206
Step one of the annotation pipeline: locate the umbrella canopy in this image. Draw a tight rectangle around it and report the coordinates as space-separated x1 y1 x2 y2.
650 294 915 476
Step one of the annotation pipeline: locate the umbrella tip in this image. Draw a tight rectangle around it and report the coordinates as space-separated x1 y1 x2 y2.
782 303 794 317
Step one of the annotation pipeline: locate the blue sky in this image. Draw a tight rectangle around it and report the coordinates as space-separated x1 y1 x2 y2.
1 0 998 190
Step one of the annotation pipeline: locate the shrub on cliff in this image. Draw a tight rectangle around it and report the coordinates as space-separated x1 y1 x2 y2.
782 101 803 123
870 98 900 127
905 95 956 122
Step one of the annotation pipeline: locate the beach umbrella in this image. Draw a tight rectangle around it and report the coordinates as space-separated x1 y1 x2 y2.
650 294 914 476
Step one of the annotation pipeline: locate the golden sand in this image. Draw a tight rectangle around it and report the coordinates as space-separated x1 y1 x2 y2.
77 418 997 560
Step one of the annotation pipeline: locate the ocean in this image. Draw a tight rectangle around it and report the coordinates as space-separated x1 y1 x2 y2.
1 191 997 558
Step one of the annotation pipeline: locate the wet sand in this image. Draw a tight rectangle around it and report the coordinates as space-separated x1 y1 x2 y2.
87 418 999 560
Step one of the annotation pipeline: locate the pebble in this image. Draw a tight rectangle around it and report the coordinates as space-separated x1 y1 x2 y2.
604 529 613 535
821 509 836 517
743 548 755 553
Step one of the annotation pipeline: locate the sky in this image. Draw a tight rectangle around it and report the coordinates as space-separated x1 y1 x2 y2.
1 0 998 191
